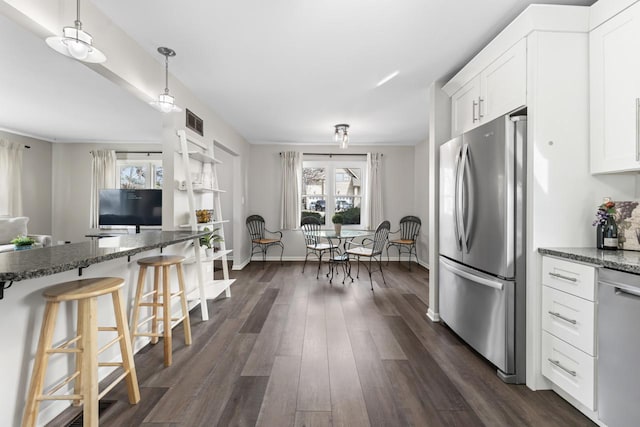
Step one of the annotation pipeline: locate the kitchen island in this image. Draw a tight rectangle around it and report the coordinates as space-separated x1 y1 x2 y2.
0 230 209 427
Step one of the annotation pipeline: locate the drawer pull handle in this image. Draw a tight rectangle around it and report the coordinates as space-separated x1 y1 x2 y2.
548 358 577 377
548 272 577 282
548 311 577 325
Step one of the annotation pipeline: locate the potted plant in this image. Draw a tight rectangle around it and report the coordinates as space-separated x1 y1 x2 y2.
332 213 344 235
199 227 223 257
11 235 36 251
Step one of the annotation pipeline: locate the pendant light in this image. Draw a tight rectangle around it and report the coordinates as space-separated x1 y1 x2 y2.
149 47 182 113
334 124 349 149
45 0 106 63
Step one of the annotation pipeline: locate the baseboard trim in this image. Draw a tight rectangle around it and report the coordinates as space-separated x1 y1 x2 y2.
427 308 440 322
232 258 250 270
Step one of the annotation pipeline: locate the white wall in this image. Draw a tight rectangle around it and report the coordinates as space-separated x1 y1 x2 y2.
0 130 52 235
413 138 429 266
246 144 417 263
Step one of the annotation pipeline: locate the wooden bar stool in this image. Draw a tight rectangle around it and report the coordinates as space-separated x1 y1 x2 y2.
130 255 192 367
22 277 140 427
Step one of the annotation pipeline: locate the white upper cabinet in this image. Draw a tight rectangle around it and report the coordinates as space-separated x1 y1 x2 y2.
590 1 640 174
451 75 481 137
449 39 526 136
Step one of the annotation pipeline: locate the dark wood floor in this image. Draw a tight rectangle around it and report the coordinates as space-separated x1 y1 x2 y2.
48 260 595 427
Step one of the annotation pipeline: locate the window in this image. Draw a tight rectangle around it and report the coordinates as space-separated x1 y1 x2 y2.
301 160 366 227
116 155 163 189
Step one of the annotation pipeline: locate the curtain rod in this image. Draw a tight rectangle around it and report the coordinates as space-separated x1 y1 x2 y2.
279 152 382 157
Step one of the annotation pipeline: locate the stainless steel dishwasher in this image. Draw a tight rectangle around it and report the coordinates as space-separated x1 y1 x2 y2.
598 268 640 427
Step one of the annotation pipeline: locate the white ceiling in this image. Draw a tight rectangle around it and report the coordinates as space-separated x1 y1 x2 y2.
0 12 161 143
2 0 596 145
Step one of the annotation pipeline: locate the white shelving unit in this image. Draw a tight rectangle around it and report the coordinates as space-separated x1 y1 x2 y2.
177 129 234 321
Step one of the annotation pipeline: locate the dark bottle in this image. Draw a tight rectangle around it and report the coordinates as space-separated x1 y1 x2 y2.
602 216 618 250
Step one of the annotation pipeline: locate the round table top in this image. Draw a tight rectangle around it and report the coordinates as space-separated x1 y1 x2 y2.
310 229 373 239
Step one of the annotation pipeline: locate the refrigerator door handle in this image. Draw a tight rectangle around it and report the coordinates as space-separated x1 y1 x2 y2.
441 258 504 291
458 143 470 253
453 147 463 251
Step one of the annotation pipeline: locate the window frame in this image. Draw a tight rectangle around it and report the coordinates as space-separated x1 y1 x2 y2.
302 159 368 229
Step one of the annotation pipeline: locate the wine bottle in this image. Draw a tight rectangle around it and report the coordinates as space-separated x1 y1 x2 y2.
603 215 618 250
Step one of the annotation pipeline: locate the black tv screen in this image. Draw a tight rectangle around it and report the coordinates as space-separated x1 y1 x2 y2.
99 189 162 229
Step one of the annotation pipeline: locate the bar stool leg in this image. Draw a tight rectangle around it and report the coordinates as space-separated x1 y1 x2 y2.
111 288 141 404
152 266 161 345
74 300 84 406
79 298 99 427
22 302 60 427
130 265 147 346
162 265 172 367
176 263 192 346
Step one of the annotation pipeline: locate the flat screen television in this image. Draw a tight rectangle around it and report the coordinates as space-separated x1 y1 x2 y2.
99 189 162 233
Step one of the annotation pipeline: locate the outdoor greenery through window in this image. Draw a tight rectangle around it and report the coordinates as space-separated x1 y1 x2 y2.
301 161 365 226
117 159 163 189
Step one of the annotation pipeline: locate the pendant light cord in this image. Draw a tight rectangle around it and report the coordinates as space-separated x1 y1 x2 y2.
164 55 170 94
74 0 82 29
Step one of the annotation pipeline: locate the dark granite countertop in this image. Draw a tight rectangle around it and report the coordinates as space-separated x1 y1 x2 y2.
538 247 640 275
0 230 209 283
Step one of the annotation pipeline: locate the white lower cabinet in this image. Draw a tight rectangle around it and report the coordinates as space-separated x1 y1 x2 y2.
542 331 595 410
540 255 596 411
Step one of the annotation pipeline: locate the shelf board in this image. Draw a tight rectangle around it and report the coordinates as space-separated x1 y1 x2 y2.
177 150 222 164
183 249 233 265
178 220 229 229
187 279 235 301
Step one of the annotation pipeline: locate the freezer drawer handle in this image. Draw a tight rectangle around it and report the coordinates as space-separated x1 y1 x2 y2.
548 311 577 325
548 272 577 282
548 358 577 377
440 258 504 291
636 98 639 161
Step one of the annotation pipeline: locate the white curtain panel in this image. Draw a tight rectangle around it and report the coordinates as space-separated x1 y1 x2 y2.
89 149 117 228
0 140 24 217
366 152 383 228
280 151 302 230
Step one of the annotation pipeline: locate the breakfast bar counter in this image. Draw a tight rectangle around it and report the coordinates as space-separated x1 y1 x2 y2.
0 230 209 298
0 230 210 426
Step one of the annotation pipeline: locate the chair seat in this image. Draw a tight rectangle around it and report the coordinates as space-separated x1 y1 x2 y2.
43 277 125 301
308 243 331 250
389 239 415 245
346 247 374 257
253 238 281 244
137 255 185 267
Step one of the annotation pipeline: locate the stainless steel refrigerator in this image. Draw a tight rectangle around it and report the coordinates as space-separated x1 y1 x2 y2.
439 113 526 383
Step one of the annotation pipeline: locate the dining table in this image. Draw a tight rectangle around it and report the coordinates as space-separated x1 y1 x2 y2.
310 229 373 284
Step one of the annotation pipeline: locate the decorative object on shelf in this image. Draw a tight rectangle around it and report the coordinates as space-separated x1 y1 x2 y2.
186 109 204 136
149 47 182 113
195 209 213 223
332 213 344 235
593 198 618 250
45 0 106 63
11 235 35 251
334 124 350 149
610 200 640 251
199 227 223 257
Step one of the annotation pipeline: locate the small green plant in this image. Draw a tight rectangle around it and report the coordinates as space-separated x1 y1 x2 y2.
332 213 344 224
11 235 35 247
199 227 223 249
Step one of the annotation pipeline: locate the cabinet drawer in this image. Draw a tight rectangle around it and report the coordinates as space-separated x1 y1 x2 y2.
542 256 595 301
541 331 595 410
542 286 595 355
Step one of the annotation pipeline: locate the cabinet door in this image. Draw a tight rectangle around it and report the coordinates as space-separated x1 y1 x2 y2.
480 38 527 123
590 2 640 174
451 75 480 137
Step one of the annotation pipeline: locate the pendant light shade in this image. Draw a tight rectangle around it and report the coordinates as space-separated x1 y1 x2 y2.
149 47 182 113
45 0 106 63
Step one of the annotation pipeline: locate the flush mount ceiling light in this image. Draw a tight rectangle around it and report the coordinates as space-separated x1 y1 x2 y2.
334 124 350 149
149 47 182 113
45 0 106 63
